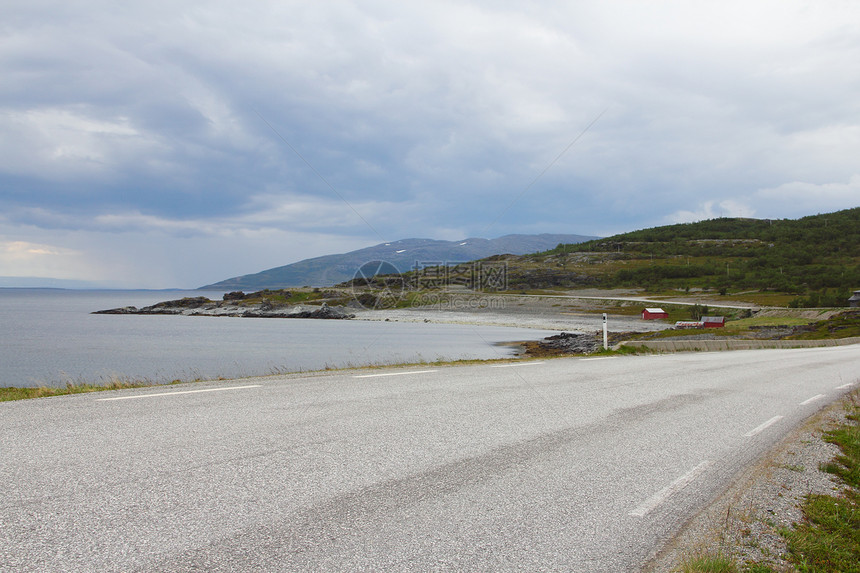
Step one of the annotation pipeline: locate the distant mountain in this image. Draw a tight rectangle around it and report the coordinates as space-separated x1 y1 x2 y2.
200 233 597 290
0 276 114 289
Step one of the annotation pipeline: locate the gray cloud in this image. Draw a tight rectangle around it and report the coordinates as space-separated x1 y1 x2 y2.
1 0 858 286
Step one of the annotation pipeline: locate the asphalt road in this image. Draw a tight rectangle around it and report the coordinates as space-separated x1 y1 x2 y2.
2 345 859 572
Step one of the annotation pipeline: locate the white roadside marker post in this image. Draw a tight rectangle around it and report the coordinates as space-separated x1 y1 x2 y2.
603 313 608 350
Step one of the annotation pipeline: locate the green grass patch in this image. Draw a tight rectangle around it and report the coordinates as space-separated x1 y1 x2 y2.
0 379 170 402
223 288 351 307
284 291 322 303
602 344 649 355
555 299 655 317
784 491 860 572
721 316 812 335
782 392 860 572
635 328 716 340
679 552 739 572
787 310 860 340
723 292 803 307
725 316 813 328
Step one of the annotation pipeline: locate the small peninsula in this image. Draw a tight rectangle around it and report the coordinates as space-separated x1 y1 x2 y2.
93 290 355 319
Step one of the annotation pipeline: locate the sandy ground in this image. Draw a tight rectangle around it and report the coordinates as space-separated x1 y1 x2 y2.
351 293 671 334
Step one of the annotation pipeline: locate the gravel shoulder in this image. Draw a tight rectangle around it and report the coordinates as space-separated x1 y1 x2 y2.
645 394 855 572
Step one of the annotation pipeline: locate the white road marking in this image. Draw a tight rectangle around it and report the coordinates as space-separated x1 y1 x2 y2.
836 382 855 390
580 357 614 362
800 394 826 405
744 415 783 437
353 370 437 379
96 385 262 401
629 460 713 517
490 362 545 368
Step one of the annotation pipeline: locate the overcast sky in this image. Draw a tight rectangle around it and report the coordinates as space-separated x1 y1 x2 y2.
2 1 859 288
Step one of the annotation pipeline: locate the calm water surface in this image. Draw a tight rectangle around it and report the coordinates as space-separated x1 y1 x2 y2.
0 289 553 387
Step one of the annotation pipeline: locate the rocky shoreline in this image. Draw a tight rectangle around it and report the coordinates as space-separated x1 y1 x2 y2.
93 296 355 319
93 289 854 359
92 296 619 355
93 291 674 356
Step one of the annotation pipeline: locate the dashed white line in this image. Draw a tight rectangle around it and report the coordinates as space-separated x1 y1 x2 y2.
580 357 614 362
353 370 437 379
490 362 545 368
800 394 826 405
836 382 855 390
629 460 713 517
744 415 783 437
96 385 262 401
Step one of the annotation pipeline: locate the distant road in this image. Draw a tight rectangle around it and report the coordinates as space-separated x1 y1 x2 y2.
486 291 761 310
561 294 759 310
2 346 858 571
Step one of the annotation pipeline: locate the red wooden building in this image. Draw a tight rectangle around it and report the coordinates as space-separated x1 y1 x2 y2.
702 316 726 328
642 307 668 320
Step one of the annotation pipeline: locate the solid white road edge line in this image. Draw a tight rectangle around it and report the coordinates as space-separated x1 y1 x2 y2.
629 460 713 518
800 394 826 405
490 362 546 368
96 385 262 401
744 415 784 437
580 357 615 361
836 382 855 390
353 370 438 378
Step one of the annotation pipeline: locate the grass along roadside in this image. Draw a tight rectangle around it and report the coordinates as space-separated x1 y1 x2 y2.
781 392 860 571
0 377 191 402
667 390 860 573
1 342 653 403
0 353 564 402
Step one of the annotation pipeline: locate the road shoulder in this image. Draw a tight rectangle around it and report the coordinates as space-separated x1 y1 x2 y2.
645 394 854 572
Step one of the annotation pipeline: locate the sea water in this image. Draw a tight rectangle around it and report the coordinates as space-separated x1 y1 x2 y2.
0 289 553 388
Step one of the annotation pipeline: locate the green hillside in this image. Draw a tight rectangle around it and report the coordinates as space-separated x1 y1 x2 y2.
526 207 859 303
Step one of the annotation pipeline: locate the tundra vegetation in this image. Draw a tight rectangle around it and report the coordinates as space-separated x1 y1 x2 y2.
783 393 860 571
339 208 858 313
544 208 857 301
322 209 860 313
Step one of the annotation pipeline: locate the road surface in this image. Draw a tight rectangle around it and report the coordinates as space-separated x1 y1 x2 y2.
489 291 761 310
2 345 858 571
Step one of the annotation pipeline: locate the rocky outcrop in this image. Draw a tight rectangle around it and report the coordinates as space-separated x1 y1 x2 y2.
94 298 354 319
523 332 601 356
